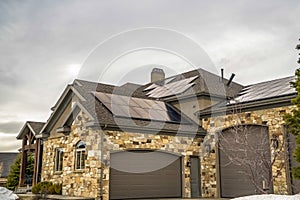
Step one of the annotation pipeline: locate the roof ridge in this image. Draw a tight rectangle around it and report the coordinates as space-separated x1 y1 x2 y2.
245 75 295 87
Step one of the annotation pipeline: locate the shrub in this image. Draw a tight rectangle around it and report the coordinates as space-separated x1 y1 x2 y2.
32 181 62 195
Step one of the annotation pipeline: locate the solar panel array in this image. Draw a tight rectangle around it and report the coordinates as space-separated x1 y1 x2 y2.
229 76 295 103
145 75 198 98
93 92 182 123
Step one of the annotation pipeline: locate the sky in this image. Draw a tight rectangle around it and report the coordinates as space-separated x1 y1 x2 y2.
0 0 299 152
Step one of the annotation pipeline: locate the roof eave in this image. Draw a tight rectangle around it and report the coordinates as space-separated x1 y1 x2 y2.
85 121 206 137
197 93 296 119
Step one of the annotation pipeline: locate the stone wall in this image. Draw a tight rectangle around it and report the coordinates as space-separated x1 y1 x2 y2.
201 105 295 195
42 111 207 200
42 112 101 199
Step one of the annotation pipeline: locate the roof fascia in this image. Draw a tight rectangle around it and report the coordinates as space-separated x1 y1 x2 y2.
16 123 29 140
85 121 206 137
198 94 296 119
40 85 88 135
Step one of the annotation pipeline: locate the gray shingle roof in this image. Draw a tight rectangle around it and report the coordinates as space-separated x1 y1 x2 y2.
73 79 206 136
229 76 295 103
0 153 18 178
17 121 45 139
143 68 243 100
196 75 296 117
27 122 45 135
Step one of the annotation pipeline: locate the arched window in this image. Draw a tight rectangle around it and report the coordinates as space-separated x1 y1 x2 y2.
75 141 86 170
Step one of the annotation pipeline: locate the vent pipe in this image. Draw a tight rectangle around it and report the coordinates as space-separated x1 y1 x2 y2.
221 68 224 80
226 73 235 86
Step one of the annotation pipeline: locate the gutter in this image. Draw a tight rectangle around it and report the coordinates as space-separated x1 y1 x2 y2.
197 94 296 119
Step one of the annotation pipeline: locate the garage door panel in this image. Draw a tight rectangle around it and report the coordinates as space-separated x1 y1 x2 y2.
219 125 271 198
110 151 182 199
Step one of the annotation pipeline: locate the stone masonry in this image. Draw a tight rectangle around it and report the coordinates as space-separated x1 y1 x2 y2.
201 105 295 195
42 111 207 200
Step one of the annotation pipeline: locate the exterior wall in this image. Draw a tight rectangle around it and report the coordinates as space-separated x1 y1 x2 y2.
98 131 203 200
201 105 295 196
171 96 220 125
42 111 207 199
42 103 295 199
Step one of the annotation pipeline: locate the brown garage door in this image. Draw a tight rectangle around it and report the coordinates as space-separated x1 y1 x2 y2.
110 150 182 199
218 125 271 198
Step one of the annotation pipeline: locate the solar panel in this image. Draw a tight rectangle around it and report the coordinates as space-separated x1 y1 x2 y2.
143 83 158 91
146 75 198 98
230 76 295 103
93 92 183 123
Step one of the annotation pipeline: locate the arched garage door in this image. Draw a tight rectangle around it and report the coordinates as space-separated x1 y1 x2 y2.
218 125 272 198
110 150 182 199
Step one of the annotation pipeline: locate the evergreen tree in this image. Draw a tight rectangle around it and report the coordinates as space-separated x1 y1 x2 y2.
6 153 34 190
285 39 300 179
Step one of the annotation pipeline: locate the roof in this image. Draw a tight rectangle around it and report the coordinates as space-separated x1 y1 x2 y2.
196 75 296 117
143 68 243 100
40 78 206 137
73 79 205 135
17 121 45 139
0 153 18 178
229 76 295 103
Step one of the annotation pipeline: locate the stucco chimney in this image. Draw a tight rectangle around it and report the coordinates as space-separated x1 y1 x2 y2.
151 68 165 83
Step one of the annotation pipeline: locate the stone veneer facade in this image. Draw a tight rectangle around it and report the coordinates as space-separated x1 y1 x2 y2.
42 105 295 199
42 111 209 200
201 105 296 196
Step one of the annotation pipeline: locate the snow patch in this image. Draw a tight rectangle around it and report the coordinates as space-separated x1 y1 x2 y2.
232 194 300 200
0 187 19 200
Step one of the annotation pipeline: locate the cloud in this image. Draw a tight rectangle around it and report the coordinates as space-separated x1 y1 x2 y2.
0 0 299 151
0 121 23 134
0 133 21 152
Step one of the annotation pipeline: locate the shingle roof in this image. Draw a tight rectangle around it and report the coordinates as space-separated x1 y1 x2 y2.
27 122 45 134
73 79 205 135
17 121 45 139
0 153 18 178
229 76 295 103
143 68 243 100
196 75 296 117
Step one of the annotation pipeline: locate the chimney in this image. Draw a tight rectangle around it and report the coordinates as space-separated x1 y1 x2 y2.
151 68 165 83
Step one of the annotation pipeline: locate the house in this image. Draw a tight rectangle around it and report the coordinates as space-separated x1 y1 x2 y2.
16 121 45 186
23 67 298 199
0 153 18 187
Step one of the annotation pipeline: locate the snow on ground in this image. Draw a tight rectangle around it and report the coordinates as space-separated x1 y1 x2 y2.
232 194 300 200
0 187 18 200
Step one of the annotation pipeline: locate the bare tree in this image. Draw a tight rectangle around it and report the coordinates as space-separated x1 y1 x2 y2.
217 106 287 194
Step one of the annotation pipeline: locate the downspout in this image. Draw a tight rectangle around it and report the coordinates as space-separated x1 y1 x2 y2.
36 139 40 184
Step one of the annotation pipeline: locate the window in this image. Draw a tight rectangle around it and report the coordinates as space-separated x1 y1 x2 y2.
75 141 86 170
55 148 63 171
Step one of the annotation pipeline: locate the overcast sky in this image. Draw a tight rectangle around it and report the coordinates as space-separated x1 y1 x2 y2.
0 0 299 152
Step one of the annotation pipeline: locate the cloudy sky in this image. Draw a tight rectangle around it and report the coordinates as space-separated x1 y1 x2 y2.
0 0 299 152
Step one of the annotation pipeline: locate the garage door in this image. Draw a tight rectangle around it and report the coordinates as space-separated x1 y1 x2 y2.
110 150 182 199
218 125 271 198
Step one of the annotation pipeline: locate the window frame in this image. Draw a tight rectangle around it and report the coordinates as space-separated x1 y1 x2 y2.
75 141 86 170
55 148 63 172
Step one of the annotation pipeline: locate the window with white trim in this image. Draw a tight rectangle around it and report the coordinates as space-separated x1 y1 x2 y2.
75 141 86 170
55 148 63 171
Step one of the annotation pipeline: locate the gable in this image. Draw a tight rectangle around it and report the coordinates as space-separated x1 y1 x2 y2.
39 85 93 138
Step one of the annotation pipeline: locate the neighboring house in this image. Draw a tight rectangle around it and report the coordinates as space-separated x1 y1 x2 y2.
20 67 299 199
0 153 18 187
16 121 45 186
